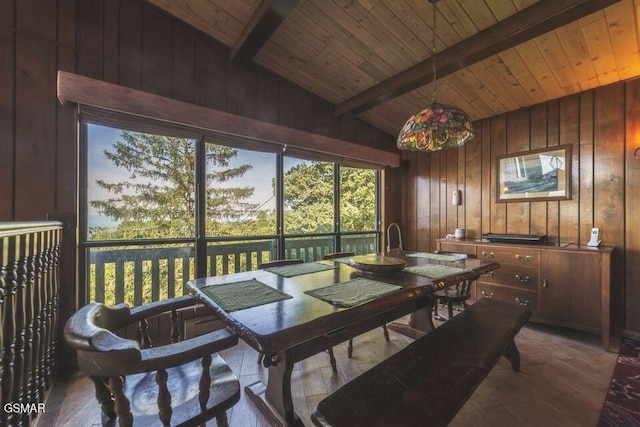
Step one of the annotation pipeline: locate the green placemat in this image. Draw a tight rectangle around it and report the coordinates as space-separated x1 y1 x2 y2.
200 278 292 312
305 277 402 308
404 264 471 279
407 252 468 262
265 262 337 277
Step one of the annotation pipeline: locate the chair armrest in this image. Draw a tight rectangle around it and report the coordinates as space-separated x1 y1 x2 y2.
138 328 238 373
128 295 197 323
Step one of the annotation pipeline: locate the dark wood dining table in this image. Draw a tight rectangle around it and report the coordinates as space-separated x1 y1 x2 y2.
188 250 499 426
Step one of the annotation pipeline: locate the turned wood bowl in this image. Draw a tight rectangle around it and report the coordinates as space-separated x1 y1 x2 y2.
348 255 407 275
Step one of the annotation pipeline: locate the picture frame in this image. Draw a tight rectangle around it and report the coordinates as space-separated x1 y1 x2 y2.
496 144 572 203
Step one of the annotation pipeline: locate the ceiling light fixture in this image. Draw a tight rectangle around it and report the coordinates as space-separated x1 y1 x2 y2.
397 0 474 152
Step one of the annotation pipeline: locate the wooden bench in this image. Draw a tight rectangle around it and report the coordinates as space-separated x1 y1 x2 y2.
311 297 532 427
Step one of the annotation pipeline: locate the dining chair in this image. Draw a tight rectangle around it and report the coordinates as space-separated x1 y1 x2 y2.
258 258 304 269
63 295 241 427
322 252 391 359
257 258 338 373
432 252 476 321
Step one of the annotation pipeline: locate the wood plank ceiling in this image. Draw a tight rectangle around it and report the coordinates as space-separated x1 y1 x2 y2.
147 0 640 137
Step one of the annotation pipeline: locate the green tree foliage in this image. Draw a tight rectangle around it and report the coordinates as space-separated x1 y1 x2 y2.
90 132 260 239
283 162 376 233
340 167 376 231
283 161 334 233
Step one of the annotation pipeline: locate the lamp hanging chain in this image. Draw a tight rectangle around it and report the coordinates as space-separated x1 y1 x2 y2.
431 1 437 103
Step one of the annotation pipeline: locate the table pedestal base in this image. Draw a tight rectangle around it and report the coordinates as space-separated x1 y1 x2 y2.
387 298 435 339
245 381 303 427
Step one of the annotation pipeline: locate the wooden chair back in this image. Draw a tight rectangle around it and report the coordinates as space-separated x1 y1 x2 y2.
259 258 304 269
64 296 240 426
323 252 355 260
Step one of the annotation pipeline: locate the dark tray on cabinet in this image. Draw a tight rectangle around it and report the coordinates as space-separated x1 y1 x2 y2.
481 233 547 244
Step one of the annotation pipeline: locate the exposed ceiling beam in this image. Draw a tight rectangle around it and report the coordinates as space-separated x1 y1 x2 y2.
335 0 621 117
230 0 299 66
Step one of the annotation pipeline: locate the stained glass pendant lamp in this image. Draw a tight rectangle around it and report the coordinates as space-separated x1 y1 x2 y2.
397 0 474 152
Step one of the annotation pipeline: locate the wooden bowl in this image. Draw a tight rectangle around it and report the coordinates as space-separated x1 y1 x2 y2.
348 255 407 275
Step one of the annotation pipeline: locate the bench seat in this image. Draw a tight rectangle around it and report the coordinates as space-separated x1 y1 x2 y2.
312 298 531 427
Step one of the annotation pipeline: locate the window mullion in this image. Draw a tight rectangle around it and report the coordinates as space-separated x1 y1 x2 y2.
195 136 207 278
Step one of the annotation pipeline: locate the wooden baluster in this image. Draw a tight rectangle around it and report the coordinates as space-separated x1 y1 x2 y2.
24 237 38 415
139 319 151 349
43 237 55 391
170 309 180 343
49 233 61 384
0 237 9 426
39 239 50 399
13 236 27 418
156 368 172 425
199 354 212 409
109 375 133 427
3 238 19 425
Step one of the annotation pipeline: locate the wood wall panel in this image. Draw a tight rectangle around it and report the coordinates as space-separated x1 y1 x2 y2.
579 91 595 243
56 0 77 213
625 79 640 329
15 33 57 218
0 0 15 219
594 84 626 332
559 95 580 243
401 79 640 333
119 0 143 89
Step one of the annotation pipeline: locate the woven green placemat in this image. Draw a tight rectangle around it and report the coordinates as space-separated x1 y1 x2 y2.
305 277 402 308
404 264 471 279
265 262 337 277
407 252 468 262
200 278 292 312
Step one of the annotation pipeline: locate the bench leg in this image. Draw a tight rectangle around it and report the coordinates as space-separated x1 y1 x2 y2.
502 340 521 372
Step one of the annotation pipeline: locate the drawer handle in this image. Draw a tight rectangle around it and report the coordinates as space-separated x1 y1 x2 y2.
481 291 494 299
515 298 530 306
482 251 495 258
515 274 530 283
484 271 494 277
515 254 531 262
543 279 549 288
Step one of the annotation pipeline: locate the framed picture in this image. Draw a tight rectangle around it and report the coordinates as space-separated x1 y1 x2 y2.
496 144 572 202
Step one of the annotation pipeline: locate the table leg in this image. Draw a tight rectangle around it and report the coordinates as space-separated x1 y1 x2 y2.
245 351 302 427
387 296 435 339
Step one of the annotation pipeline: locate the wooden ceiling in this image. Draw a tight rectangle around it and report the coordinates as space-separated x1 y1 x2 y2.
147 0 640 137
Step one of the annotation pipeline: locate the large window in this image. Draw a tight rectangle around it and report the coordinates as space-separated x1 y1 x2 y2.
81 119 380 306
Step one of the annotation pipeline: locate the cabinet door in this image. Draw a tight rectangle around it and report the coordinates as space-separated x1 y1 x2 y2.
538 251 601 331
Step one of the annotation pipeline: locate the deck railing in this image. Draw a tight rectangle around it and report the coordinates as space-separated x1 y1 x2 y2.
88 235 376 306
0 221 63 427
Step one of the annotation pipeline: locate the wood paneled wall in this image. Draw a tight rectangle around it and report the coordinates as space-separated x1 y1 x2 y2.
400 79 640 333
0 0 395 222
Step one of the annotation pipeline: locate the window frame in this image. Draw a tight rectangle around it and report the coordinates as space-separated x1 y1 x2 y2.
79 112 381 305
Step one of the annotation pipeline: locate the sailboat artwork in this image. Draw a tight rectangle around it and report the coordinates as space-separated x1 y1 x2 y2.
497 145 572 203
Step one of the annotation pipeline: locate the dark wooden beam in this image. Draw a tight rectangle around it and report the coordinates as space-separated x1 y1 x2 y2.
335 0 621 117
230 0 299 66
57 71 400 167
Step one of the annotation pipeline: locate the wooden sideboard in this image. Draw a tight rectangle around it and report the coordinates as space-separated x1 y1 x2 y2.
436 239 613 350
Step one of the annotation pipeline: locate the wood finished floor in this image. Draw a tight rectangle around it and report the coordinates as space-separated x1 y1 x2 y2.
50 318 617 427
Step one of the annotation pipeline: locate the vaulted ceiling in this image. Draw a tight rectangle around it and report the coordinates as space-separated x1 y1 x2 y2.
147 0 640 137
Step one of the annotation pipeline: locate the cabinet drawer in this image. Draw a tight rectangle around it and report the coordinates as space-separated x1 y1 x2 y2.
476 282 538 313
480 264 538 290
477 245 538 266
437 241 476 256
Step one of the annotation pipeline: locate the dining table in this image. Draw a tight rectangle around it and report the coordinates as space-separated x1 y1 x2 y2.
187 249 499 426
